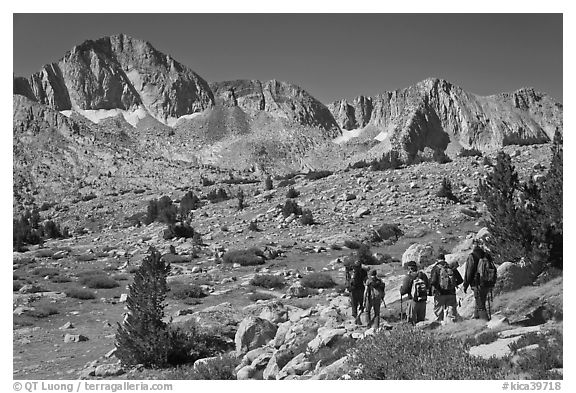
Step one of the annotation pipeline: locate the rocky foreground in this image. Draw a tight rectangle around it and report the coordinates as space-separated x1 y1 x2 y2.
13 143 562 379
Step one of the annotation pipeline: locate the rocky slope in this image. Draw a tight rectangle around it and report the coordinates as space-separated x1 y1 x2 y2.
13 35 564 208
329 78 562 162
210 79 340 136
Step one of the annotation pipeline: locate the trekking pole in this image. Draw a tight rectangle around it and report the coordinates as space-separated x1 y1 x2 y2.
487 290 492 320
400 293 403 321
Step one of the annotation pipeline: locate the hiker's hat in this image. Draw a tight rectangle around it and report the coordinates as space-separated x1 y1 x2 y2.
370 270 378 276
406 260 417 269
437 253 446 261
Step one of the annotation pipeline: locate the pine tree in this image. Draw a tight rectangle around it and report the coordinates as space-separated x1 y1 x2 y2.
116 247 171 367
539 130 563 268
478 151 534 262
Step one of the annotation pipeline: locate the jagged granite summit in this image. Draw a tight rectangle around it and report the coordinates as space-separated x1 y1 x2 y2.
13 34 215 124
328 78 562 161
13 35 563 205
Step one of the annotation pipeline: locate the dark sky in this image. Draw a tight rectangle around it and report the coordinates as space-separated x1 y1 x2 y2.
13 13 563 103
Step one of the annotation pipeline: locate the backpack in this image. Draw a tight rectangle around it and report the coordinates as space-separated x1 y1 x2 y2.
438 264 455 292
477 257 497 287
412 277 427 302
348 265 366 290
365 278 385 303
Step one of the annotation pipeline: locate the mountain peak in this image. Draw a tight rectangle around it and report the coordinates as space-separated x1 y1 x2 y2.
14 34 214 122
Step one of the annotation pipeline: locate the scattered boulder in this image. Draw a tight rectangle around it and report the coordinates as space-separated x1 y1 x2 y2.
311 355 350 380
59 321 74 330
277 352 313 379
258 301 289 324
401 243 434 268
263 349 293 380
64 334 88 343
235 316 278 355
494 262 535 294
469 336 522 359
353 207 371 218
236 365 257 380
94 363 124 377
272 321 292 348
307 327 346 353
286 282 310 298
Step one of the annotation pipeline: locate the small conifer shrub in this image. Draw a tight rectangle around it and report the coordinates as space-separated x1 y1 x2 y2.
116 247 171 367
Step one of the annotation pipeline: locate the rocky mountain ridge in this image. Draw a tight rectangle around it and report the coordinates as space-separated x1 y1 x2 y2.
13 34 563 207
328 78 562 162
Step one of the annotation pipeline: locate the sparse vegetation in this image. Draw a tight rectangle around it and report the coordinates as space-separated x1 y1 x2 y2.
282 199 302 218
206 187 229 203
222 248 265 266
305 170 333 180
169 281 206 300
163 222 196 240
65 287 97 299
357 243 379 265
300 272 336 288
27 305 59 319
350 325 506 379
286 187 300 198
236 189 245 210
179 191 201 217
436 177 459 202
370 151 403 171
264 175 273 191
248 221 259 231
145 196 178 225
371 223 403 242
459 148 483 157
250 274 285 289
248 292 276 301
344 239 362 249
80 274 120 289
300 208 314 225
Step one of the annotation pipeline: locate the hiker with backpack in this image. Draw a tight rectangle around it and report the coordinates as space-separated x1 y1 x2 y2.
463 244 497 321
363 270 386 328
400 261 429 325
347 259 368 325
429 254 463 323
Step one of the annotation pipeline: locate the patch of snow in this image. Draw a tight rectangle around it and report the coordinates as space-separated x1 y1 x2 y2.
168 112 203 127
68 106 149 127
374 131 389 142
333 128 365 144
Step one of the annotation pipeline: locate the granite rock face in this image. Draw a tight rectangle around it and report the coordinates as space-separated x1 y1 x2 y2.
210 79 341 137
329 78 562 159
14 34 214 122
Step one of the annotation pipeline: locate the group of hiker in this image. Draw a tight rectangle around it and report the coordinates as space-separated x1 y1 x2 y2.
346 242 497 328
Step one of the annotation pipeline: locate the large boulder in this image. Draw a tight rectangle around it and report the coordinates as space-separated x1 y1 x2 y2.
310 355 350 380
277 353 313 379
236 365 257 380
282 317 320 349
401 243 434 268
494 262 535 294
263 349 294 380
271 321 292 348
235 316 278 355
286 282 310 298
173 302 246 339
307 327 347 353
258 301 289 324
